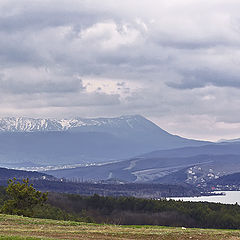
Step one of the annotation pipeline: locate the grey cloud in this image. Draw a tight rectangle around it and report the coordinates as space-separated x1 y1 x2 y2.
117 82 125 86
0 77 84 94
49 92 121 107
0 42 42 66
167 69 240 89
5 92 120 108
1 0 240 140
154 39 232 50
0 2 113 33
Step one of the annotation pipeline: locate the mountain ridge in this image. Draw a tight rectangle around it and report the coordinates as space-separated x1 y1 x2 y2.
0 115 154 132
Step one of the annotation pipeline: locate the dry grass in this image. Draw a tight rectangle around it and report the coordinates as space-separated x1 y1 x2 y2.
0 214 240 240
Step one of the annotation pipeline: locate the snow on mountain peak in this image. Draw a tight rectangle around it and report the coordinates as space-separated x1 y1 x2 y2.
0 115 148 132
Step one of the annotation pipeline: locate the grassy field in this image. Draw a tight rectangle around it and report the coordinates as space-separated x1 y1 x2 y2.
0 214 240 240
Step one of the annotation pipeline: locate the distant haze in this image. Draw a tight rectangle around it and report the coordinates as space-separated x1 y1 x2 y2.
0 1 240 141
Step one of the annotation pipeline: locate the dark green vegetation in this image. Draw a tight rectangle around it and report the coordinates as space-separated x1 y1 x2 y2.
47 192 240 229
1 180 240 230
0 181 86 223
1 178 48 217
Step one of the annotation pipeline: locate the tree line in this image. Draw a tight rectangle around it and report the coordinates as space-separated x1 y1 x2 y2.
1 178 240 229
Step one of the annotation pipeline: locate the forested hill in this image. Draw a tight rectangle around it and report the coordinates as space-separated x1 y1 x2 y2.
0 167 55 181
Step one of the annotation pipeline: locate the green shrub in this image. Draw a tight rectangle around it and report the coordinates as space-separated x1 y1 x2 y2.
1 178 47 217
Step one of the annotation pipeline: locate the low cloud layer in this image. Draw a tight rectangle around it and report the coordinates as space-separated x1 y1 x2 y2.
1 0 240 141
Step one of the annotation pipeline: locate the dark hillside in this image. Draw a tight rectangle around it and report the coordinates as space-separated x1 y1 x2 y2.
212 172 240 184
3 179 200 198
0 167 55 181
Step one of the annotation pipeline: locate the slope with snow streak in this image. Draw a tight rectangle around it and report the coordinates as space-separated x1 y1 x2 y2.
0 115 150 132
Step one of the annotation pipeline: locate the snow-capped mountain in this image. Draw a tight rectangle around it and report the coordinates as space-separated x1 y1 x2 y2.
0 115 158 133
0 115 210 168
0 117 62 132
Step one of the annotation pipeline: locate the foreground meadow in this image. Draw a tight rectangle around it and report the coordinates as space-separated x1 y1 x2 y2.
0 214 240 240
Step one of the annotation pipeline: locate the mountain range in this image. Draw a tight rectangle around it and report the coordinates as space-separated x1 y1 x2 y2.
1 115 240 188
0 115 209 168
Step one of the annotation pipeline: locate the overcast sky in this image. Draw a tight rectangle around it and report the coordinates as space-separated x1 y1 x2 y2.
1 0 240 141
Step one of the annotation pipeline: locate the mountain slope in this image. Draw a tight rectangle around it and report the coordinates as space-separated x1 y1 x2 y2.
0 115 210 168
46 142 240 185
140 142 240 158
